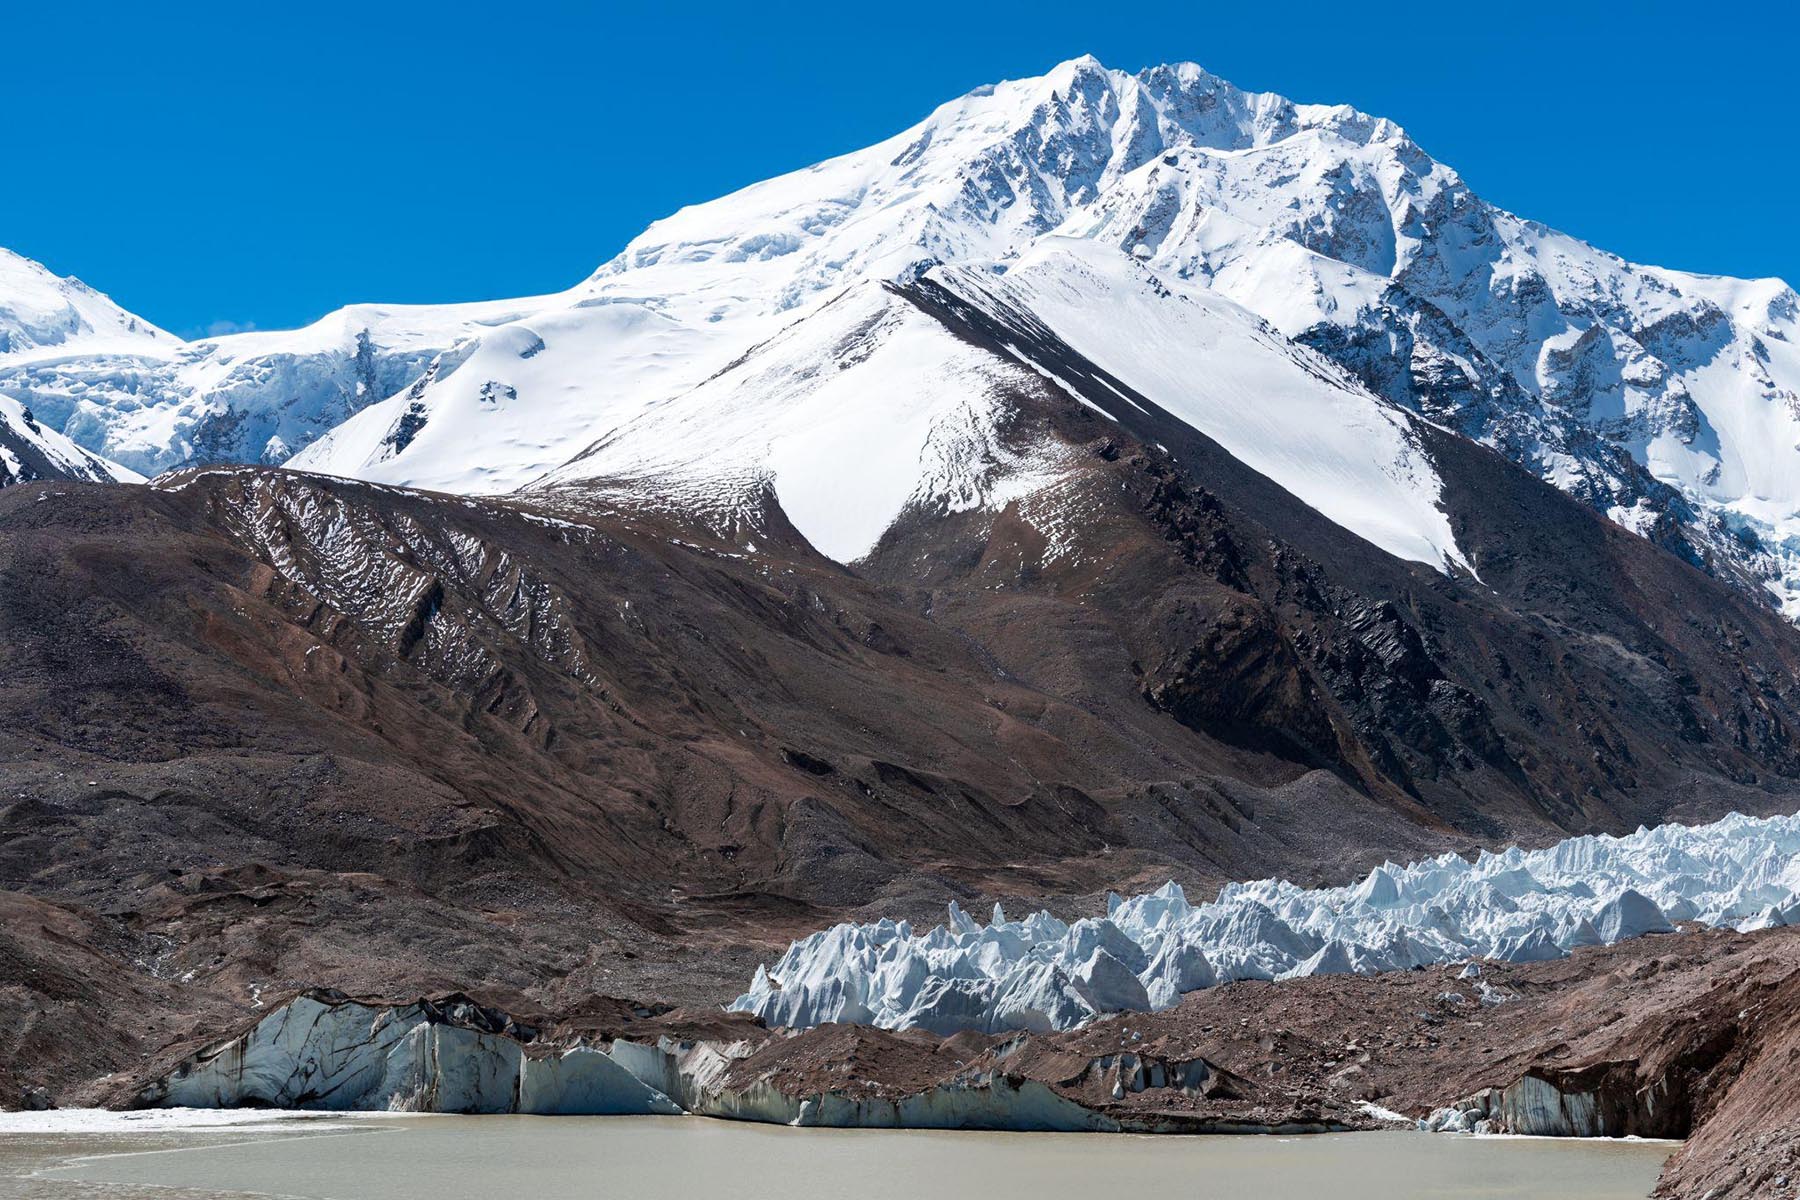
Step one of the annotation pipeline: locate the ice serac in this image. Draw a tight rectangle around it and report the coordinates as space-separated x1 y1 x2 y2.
140 990 1155 1132
733 812 1800 1034
0 250 163 483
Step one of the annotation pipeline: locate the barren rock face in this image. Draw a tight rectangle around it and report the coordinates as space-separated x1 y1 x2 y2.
3 418 1799 1038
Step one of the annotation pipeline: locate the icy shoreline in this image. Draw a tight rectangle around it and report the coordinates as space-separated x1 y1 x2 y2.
0 1106 1682 1146
732 812 1800 1034
0 1107 388 1134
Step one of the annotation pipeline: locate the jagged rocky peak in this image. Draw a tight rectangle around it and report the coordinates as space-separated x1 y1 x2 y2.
583 55 1415 323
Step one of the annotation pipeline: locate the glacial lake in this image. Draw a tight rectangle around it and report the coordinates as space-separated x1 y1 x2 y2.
1 1113 1676 1200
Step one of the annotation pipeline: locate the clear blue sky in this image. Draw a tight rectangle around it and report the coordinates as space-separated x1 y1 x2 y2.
6 0 1794 337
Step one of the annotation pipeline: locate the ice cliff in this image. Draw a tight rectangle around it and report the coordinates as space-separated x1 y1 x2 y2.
141 990 1202 1131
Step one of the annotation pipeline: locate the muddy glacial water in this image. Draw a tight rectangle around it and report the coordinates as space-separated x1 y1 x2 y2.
0 1112 1676 1200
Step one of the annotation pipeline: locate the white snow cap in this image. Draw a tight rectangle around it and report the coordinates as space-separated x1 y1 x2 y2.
8 55 1800 611
731 810 1800 1035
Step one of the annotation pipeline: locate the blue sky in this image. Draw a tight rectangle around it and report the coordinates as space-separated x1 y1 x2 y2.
6 1 1794 337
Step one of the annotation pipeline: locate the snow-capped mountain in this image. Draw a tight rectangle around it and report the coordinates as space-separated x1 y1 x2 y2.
7 56 1799 612
307 56 1800 608
295 58 1484 575
1063 98 1800 608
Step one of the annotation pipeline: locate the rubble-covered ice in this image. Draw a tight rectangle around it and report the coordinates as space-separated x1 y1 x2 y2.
732 811 1800 1035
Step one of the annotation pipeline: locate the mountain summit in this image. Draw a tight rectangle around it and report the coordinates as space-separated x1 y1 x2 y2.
4 57 1799 614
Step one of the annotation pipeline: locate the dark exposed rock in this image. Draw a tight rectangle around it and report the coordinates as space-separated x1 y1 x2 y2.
381 399 429 456
780 748 836 776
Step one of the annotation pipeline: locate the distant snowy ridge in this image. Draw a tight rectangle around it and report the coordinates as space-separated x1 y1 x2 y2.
0 276 564 476
731 811 1800 1035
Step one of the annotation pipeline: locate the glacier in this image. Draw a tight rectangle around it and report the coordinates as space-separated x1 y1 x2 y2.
731 810 1800 1035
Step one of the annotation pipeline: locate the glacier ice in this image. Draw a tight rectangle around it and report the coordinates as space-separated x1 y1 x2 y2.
150 993 686 1115
731 811 1800 1034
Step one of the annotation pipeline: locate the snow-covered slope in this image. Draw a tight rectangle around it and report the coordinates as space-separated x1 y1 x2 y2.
934 239 1470 572
8 56 1797 609
0 393 141 487
0 248 171 355
1051 90 1800 608
287 298 740 495
527 282 1079 560
732 811 1800 1035
507 243 1469 574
